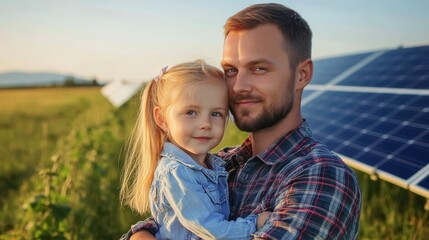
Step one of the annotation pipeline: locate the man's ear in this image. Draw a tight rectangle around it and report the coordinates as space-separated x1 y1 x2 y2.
153 106 167 131
295 59 313 90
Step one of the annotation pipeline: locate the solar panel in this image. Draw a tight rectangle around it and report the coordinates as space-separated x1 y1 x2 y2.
302 89 317 99
410 169 429 206
312 52 374 85
101 80 143 107
303 45 429 206
339 46 429 88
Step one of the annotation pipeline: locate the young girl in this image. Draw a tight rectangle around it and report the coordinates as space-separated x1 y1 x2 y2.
120 60 268 239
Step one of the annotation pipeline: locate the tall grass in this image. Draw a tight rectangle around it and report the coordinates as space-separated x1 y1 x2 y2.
0 87 427 239
0 88 102 232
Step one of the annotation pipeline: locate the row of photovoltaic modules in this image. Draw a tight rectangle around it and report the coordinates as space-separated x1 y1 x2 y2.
301 45 429 204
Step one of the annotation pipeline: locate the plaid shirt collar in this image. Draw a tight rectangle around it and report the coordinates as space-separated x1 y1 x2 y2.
222 120 311 170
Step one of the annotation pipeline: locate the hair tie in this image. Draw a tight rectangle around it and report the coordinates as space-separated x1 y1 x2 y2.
154 66 168 82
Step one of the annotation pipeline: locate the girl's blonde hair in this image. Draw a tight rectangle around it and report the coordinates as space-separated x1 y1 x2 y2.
120 59 224 214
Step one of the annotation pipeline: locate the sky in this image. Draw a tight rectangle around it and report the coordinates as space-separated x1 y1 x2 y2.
0 0 428 83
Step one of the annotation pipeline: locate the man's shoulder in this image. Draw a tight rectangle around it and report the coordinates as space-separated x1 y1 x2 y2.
289 141 358 179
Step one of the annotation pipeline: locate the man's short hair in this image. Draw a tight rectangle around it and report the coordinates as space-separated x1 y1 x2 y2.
224 3 312 69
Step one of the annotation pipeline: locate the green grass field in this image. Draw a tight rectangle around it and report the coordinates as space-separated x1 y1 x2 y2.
0 87 427 239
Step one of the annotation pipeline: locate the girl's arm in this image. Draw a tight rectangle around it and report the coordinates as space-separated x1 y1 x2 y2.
162 166 257 239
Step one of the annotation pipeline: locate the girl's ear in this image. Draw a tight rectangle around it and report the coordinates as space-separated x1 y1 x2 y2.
295 59 313 90
153 106 168 131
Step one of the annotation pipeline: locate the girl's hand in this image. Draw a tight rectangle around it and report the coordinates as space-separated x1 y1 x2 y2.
257 211 271 229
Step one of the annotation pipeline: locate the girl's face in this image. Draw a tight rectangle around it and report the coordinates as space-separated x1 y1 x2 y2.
163 78 228 164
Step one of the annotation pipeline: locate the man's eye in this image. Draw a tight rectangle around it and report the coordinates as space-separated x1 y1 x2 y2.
224 68 238 77
254 67 267 74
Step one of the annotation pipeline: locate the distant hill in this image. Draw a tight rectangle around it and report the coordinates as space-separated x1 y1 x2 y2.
0 71 95 88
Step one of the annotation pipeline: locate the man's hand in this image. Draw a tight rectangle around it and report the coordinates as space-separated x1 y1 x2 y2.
129 230 156 240
257 211 271 229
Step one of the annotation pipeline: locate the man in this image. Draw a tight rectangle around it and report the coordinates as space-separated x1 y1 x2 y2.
123 3 361 239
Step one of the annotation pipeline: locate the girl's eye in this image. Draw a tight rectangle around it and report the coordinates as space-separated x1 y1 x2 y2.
186 110 197 116
211 112 223 118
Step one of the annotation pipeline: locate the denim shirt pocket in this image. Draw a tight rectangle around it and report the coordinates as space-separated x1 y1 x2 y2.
202 182 227 209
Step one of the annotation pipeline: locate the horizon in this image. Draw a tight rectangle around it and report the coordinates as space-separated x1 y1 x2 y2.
1 0 428 82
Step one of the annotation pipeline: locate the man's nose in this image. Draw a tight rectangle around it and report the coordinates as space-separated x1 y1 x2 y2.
232 71 252 93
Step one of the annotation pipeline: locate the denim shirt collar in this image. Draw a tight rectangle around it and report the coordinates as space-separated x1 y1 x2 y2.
161 142 227 183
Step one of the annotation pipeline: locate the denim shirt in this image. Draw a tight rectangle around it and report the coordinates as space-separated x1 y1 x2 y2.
150 142 257 240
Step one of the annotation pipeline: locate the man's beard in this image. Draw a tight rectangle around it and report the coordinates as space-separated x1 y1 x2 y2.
230 86 294 132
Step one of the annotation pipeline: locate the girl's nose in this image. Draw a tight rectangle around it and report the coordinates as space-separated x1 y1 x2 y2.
200 115 212 129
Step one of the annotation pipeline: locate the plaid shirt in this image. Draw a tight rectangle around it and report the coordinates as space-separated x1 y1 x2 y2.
218 121 361 239
121 121 361 239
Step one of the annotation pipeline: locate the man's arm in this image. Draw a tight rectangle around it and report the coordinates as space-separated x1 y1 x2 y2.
254 162 361 239
129 231 155 240
119 218 158 240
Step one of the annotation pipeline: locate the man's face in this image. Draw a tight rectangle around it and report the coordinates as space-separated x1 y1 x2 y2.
221 24 296 132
